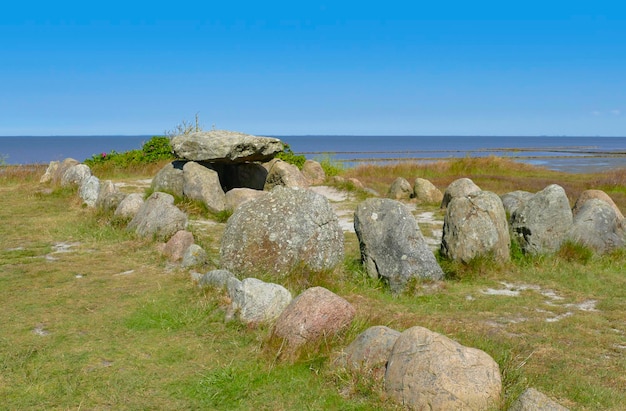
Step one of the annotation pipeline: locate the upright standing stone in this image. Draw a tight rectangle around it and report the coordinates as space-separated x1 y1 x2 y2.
182 161 226 213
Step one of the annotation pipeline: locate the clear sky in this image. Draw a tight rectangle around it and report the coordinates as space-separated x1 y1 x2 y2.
1 1 625 136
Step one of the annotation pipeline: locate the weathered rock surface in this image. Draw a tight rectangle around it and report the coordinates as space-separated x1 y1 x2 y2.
61 164 91 187
302 160 326 185
572 189 624 220
354 198 444 294
96 180 125 211
508 387 570 411
48 158 79 185
510 184 573 254
114 193 145 219
568 198 625 253
198 269 237 290
181 244 208 268
151 160 186 198
161 230 194 262
501 190 534 218
441 190 510 262
441 177 481 208
40 161 60 184
413 178 443 205
336 326 400 379
224 188 267 210
226 278 292 325
263 159 309 190
387 177 412 200
79 175 100 207
385 326 502 411
127 192 187 241
172 130 283 163
272 287 355 356
183 161 226 213
220 186 344 277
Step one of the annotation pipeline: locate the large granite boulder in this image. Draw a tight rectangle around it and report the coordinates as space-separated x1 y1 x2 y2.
510 184 573 254
508 387 570 411
114 193 144 219
171 130 283 163
44 158 79 185
220 186 344 277
182 161 226 213
263 159 309 190
354 198 444 294
271 287 355 357
198 269 237 290
441 190 510 263
96 180 125 211
61 164 91 187
387 177 412 200
181 244 208 269
79 175 100 207
151 160 186 198
501 190 534 218
335 326 401 379
226 277 292 325
441 178 481 208
385 326 501 411
568 198 626 253
127 192 187 241
572 189 624 220
40 160 60 184
224 188 267 210
302 160 326 185
413 178 443 205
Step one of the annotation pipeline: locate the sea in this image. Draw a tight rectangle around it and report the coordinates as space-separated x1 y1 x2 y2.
1 135 625 173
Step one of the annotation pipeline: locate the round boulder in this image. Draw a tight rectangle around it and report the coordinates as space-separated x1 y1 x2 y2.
387 177 412 200
440 190 510 263
220 186 344 277
413 178 443 205
441 177 481 208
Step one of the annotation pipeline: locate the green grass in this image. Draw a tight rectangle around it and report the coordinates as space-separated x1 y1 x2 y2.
1 160 625 410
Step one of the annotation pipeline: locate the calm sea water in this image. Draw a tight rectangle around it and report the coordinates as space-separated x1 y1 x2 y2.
1 135 625 173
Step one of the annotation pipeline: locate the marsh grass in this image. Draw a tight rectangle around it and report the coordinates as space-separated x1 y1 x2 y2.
1 161 625 409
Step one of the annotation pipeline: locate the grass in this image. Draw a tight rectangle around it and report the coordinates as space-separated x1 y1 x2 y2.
1 158 625 410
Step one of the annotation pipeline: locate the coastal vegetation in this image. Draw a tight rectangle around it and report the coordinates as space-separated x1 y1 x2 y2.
1 155 625 410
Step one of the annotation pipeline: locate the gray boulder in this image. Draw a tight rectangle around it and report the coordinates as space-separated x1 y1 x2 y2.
441 190 510 263
335 326 400 379
573 189 624 220
263 159 309 190
441 177 481 208
61 164 91 187
387 177 412 200
568 198 625 254
508 387 570 411
220 186 344 277
151 160 186 198
114 193 145 219
224 188 267 210
79 175 100 207
96 180 125 211
183 161 226 213
385 326 501 411
510 184 573 254
40 161 60 184
501 190 534 218
172 130 283 163
413 178 443 205
354 198 444 294
127 192 187 241
51 158 80 185
181 244 209 269
198 269 237 289
302 160 326 185
271 287 355 357
226 277 292 325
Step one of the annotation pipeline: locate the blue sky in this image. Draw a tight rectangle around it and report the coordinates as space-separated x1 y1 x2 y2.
1 1 625 136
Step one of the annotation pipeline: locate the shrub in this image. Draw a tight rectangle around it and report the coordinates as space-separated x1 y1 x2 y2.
275 144 306 169
84 136 175 168
315 154 344 177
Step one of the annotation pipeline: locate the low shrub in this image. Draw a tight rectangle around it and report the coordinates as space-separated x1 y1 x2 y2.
84 136 175 168
276 144 306 169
